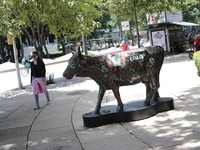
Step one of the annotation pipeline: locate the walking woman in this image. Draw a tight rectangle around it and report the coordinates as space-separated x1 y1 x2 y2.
30 51 50 110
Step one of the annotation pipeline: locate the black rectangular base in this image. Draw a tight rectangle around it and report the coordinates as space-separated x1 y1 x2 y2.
82 97 174 128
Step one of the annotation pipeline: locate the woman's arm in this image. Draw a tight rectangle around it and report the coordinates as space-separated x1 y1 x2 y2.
30 62 33 84
41 60 46 78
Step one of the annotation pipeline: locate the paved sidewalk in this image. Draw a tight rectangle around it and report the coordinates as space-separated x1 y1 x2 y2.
1 51 200 150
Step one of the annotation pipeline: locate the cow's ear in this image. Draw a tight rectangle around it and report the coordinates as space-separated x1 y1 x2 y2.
81 56 87 65
71 50 76 55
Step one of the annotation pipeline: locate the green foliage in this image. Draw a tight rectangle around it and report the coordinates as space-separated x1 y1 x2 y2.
106 0 186 17
0 0 102 39
193 51 200 72
105 0 187 47
47 0 102 38
0 0 102 58
49 51 63 55
183 0 200 24
57 36 68 46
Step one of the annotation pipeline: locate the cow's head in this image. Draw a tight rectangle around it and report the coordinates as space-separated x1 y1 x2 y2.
63 49 87 79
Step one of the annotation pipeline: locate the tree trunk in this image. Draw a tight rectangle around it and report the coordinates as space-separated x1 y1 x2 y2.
0 37 5 59
35 46 43 58
42 25 49 58
119 24 123 42
24 26 43 58
43 44 49 58
12 37 23 90
25 16 47 58
133 9 140 48
116 16 123 42
129 21 135 46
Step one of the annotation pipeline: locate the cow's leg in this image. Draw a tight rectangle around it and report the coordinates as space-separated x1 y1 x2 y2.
146 83 151 97
154 90 160 102
95 88 106 114
144 75 160 106
145 83 159 102
112 87 124 112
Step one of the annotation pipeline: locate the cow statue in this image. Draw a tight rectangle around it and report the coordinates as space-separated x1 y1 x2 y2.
63 46 164 114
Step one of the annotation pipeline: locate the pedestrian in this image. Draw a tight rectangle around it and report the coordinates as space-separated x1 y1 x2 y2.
120 41 129 51
97 46 101 52
30 51 50 110
195 34 200 51
188 35 194 50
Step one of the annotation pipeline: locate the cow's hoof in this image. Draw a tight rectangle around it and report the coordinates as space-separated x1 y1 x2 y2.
94 110 100 114
144 101 150 106
154 98 159 102
94 106 101 114
116 106 124 112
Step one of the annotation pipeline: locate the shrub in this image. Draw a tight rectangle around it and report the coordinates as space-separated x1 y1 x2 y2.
193 51 200 72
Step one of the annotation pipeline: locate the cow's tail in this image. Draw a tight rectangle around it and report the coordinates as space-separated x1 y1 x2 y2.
155 46 165 68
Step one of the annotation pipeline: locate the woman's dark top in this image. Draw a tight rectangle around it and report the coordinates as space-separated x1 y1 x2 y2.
30 58 46 82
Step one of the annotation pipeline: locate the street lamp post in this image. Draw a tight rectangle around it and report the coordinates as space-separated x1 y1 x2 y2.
82 35 87 55
12 37 23 90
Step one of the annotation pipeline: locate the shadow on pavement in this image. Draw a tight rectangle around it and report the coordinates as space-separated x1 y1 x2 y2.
164 53 193 64
76 84 200 149
0 76 91 100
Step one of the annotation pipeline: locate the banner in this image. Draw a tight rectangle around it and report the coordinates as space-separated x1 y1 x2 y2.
7 37 13 45
151 30 166 51
121 21 130 31
147 11 183 25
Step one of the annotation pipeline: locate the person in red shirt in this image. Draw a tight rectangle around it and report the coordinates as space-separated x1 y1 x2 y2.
195 34 200 50
120 41 129 51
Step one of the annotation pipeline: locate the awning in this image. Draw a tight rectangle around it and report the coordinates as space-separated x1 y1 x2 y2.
170 21 199 26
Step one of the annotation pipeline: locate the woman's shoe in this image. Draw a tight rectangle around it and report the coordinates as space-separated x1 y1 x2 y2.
34 105 40 110
47 100 50 105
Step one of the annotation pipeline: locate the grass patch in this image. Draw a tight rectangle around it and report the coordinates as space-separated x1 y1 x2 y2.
87 52 95 55
49 51 63 55
102 110 112 113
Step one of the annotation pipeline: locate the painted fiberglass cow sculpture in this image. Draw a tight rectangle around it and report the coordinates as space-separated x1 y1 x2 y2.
63 46 164 114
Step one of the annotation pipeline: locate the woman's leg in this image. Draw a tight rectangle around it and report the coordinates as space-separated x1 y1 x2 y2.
44 90 50 102
43 79 50 104
32 76 40 109
33 95 40 110
34 94 39 105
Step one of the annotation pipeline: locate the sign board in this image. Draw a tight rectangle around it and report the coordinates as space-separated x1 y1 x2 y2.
165 11 183 22
121 21 130 31
7 37 13 45
151 30 166 51
147 11 183 25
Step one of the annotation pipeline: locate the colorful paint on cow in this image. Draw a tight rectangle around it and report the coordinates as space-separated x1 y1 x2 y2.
63 46 164 114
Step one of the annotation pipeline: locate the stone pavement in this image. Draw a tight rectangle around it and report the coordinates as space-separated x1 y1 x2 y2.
1 50 200 150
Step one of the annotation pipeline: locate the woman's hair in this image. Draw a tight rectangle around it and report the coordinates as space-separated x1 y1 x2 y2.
32 51 43 68
32 51 38 56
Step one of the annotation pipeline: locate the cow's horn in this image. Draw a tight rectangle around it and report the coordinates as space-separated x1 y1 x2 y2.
78 47 82 57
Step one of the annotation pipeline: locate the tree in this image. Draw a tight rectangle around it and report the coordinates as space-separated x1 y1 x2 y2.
183 0 200 24
0 0 102 57
105 0 187 48
88 12 111 39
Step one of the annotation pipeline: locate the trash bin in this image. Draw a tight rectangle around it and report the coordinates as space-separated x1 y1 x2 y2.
46 73 55 85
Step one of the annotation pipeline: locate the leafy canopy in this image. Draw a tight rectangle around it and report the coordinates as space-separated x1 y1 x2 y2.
183 0 200 24
0 0 102 38
106 0 186 19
